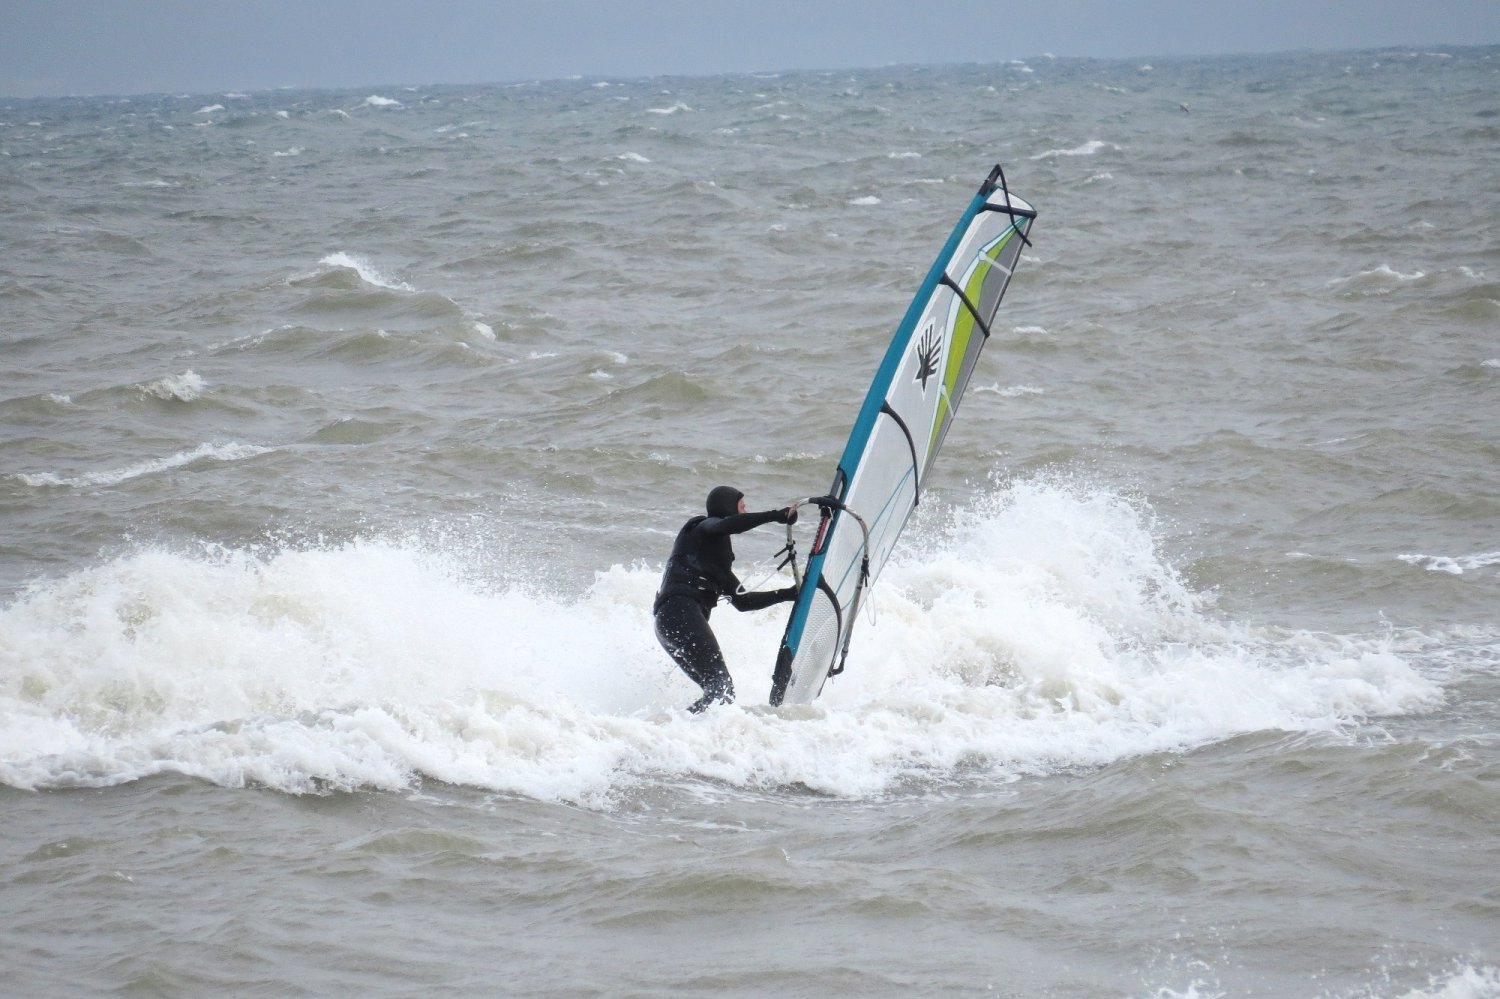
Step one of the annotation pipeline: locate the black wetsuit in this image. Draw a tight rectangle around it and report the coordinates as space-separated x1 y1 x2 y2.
654 487 795 712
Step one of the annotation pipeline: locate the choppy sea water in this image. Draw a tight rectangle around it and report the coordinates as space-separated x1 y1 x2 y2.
2 47 1498 997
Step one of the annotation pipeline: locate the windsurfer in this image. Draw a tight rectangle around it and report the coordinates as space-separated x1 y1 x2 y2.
654 486 798 713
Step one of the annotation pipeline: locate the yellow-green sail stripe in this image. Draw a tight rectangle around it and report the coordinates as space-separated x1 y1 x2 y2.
925 226 1018 463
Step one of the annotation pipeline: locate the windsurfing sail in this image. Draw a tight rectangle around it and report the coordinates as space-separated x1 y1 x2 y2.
770 164 1037 706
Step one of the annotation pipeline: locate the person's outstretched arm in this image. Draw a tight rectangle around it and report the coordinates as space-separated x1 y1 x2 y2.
701 505 797 536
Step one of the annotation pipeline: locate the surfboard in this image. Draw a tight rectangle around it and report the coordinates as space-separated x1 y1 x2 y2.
770 165 1037 706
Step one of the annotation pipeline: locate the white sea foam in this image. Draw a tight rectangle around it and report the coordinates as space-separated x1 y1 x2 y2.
849 195 881 206
1032 140 1117 159
194 104 224 115
1129 984 1218 999
646 102 691 115
317 252 414 292
616 152 651 163
1399 552 1500 575
1393 965 1500 999
0 479 1445 803
140 370 205 402
272 147 302 158
14 442 270 489
364 95 402 108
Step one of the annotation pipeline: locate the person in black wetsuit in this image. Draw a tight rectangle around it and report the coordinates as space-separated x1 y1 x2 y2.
654 486 799 713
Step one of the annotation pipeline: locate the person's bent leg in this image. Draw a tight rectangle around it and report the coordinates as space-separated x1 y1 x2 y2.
655 598 734 711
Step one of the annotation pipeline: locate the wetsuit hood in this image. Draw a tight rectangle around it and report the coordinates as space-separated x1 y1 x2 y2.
705 485 744 518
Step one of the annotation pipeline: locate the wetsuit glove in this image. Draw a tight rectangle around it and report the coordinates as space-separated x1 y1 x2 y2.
775 506 798 525
778 586 799 602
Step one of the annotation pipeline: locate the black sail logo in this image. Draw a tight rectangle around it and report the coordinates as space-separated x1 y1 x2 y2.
914 321 940 392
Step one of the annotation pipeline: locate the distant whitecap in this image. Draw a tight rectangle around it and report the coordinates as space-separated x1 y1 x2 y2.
1031 140 1117 159
975 384 1045 397
16 442 270 489
1326 264 1426 293
140 371 206 402
1399 552 1500 575
318 252 414 292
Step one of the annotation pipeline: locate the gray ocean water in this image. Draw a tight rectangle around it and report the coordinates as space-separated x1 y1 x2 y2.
3 47 1499 997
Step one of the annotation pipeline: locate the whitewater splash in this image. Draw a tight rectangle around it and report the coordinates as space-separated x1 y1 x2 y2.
1138 965 1500 999
0 478 1442 805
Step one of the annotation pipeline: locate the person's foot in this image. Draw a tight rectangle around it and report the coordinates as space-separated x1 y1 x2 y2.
686 685 735 714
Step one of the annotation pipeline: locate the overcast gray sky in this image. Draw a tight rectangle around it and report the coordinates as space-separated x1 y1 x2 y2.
4 0 1498 99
